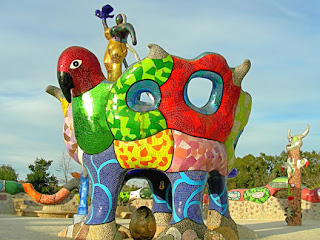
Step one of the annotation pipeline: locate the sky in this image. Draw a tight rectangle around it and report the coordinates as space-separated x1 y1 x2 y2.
0 0 319 182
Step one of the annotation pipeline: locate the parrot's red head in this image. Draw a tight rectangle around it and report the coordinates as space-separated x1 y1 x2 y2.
57 46 105 102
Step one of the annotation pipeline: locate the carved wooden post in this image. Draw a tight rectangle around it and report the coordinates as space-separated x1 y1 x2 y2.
284 125 309 226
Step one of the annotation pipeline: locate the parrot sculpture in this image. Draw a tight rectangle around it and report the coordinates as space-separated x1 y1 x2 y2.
56 44 252 239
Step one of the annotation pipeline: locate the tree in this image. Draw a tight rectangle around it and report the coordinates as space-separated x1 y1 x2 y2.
227 150 320 190
56 152 72 184
26 158 58 194
301 150 320 189
227 152 287 190
0 164 18 181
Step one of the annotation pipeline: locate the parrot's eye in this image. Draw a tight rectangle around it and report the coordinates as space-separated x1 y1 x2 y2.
70 60 82 69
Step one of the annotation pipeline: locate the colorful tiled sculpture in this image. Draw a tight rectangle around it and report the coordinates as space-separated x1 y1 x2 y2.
54 4 252 239
284 125 310 226
56 42 251 239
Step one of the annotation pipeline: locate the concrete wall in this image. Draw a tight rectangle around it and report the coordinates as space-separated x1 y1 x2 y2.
229 196 320 220
128 197 320 221
0 193 78 216
2 193 319 221
0 193 17 214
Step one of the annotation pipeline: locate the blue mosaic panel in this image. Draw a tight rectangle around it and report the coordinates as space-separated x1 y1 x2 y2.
83 144 127 224
167 171 208 224
77 174 89 215
148 179 172 214
208 171 230 218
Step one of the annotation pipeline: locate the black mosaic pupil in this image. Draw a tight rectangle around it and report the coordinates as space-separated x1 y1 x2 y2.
73 61 79 66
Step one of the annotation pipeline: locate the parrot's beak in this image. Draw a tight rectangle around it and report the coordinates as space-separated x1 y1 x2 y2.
58 72 74 103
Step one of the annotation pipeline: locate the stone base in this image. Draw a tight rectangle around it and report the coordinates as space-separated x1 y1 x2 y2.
153 212 172 238
119 212 132 219
58 220 127 239
207 210 238 237
73 214 87 225
156 218 225 240
209 227 238 240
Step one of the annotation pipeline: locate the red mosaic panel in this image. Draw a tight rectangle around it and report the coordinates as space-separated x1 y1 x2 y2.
159 54 240 142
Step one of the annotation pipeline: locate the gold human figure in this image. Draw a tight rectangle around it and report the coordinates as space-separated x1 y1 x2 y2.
102 13 139 83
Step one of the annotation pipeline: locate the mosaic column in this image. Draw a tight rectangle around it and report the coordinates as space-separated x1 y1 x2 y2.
83 144 127 225
77 174 89 215
286 148 303 226
166 171 208 225
207 170 230 218
285 125 309 226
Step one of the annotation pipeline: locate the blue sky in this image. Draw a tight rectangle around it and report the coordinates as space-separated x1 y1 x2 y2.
0 0 319 181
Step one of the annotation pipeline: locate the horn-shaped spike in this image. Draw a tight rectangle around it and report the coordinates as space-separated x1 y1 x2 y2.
45 85 64 101
232 59 251 87
287 129 292 140
301 124 310 138
147 44 169 59
45 85 69 115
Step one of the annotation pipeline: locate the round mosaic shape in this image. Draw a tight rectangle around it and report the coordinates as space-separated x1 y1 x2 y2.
126 80 161 112
140 187 152 199
243 187 271 204
183 70 223 115
228 191 241 201
118 191 130 203
106 55 173 141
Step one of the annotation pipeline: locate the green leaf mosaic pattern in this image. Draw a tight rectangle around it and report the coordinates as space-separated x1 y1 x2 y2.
106 55 174 141
73 81 114 154
243 187 271 204
225 90 252 169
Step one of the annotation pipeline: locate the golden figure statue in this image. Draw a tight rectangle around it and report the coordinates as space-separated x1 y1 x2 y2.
101 13 139 82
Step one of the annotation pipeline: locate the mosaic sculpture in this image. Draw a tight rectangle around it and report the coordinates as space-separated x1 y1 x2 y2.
282 125 310 226
0 177 80 204
228 176 320 204
53 4 253 239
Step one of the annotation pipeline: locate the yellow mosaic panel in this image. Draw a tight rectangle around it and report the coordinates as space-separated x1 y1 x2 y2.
114 129 173 171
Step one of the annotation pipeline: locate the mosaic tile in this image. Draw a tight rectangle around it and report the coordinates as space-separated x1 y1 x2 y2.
114 129 173 170
72 81 114 154
168 130 228 175
106 55 173 141
158 54 241 142
224 90 252 168
167 171 208 224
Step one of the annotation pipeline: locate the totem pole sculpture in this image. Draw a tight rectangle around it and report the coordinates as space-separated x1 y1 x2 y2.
53 4 253 239
282 125 310 226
